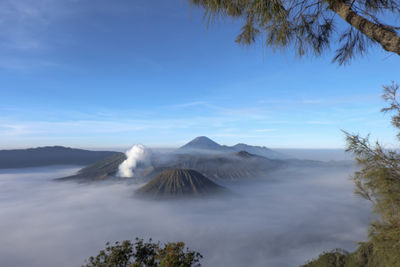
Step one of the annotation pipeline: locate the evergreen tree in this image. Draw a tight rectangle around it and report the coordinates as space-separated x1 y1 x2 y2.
343 82 400 266
187 2 400 265
188 0 400 64
300 83 400 267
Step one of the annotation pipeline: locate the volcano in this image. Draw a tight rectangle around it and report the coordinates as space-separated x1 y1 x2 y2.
178 136 231 153
135 169 227 198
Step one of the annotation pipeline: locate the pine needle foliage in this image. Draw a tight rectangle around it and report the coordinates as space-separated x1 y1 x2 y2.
301 82 400 267
189 0 400 64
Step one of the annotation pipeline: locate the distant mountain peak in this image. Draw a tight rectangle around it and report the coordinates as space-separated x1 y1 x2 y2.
177 136 287 159
190 136 219 144
179 136 223 151
193 136 211 141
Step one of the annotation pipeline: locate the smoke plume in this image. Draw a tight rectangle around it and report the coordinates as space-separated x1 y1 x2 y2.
117 144 151 177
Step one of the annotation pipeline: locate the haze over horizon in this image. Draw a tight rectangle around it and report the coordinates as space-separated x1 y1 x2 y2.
1 0 399 149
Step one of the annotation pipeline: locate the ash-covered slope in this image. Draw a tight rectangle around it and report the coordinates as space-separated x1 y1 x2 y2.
57 151 285 182
56 148 353 183
56 152 126 182
164 151 283 181
56 150 279 183
135 169 227 198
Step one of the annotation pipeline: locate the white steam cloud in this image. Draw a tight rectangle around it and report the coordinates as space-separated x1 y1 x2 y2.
117 144 151 178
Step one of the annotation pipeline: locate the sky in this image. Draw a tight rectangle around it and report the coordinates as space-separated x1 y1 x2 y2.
1 0 399 149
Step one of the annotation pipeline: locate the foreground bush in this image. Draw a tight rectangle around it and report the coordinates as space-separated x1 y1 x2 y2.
83 238 202 267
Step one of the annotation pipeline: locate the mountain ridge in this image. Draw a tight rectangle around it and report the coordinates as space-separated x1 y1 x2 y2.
179 136 232 152
56 149 354 184
0 146 119 169
178 136 287 159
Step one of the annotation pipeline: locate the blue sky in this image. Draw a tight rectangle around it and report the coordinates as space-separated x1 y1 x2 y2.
1 0 399 149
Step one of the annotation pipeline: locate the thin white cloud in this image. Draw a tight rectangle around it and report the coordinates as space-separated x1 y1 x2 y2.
0 0 54 51
0 124 32 136
210 133 266 139
259 94 381 106
306 120 334 125
171 101 210 108
254 128 277 133
301 99 324 104
168 101 272 119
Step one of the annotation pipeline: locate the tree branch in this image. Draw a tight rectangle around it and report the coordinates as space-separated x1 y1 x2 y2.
329 0 400 55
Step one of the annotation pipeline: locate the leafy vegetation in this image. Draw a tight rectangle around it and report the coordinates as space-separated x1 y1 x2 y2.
83 238 202 267
301 83 400 267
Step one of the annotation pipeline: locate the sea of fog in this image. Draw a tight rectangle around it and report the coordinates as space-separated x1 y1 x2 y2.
0 165 372 267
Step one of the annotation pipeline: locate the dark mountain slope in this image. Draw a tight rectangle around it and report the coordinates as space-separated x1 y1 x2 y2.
56 152 126 182
165 152 283 181
56 149 353 183
135 169 227 198
231 143 287 159
0 146 118 169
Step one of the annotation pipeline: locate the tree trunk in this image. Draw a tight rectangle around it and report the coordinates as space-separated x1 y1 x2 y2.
329 1 400 56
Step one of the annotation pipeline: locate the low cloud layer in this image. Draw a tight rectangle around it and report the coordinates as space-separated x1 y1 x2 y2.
0 165 371 267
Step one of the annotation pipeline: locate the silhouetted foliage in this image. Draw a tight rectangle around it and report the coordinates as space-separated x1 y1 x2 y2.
302 82 400 266
83 238 202 267
188 0 400 64
301 249 351 267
